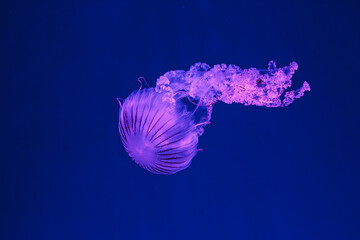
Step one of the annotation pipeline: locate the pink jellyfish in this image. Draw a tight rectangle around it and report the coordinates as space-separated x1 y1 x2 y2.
118 61 310 175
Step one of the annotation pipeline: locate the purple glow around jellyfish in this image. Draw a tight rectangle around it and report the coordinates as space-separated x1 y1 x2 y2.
118 61 310 175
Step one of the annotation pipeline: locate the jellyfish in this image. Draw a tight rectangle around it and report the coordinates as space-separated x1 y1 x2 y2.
118 61 310 175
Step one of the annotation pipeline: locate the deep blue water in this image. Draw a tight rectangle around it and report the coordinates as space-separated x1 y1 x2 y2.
1 0 360 239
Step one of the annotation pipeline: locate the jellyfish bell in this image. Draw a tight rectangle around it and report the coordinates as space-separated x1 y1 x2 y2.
118 61 311 175
118 88 200 175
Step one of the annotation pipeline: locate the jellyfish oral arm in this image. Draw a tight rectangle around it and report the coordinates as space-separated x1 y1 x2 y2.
156 61 310 107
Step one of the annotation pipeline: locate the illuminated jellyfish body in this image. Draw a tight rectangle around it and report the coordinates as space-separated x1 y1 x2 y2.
118 88 199 174
118 61 310 175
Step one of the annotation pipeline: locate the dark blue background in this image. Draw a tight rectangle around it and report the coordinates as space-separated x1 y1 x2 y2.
1 0 359 239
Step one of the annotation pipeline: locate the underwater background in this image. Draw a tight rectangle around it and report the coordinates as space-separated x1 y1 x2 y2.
1 0 359 239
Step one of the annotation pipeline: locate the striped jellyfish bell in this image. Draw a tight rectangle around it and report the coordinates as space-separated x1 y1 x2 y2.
118 88 199 175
